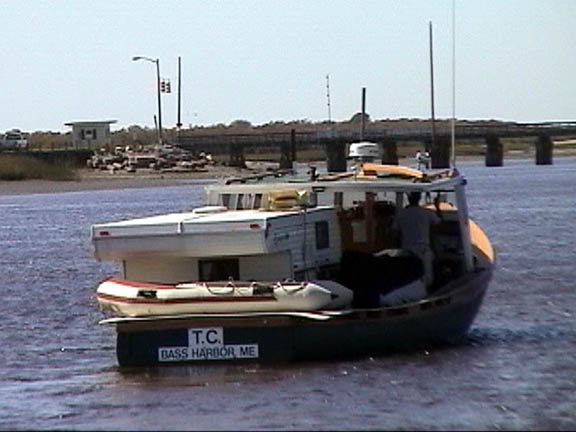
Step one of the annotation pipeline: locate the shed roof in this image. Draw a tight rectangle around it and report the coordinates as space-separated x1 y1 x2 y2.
64 120 117 127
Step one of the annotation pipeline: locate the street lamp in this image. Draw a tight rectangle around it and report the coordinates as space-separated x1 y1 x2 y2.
132 55 163 144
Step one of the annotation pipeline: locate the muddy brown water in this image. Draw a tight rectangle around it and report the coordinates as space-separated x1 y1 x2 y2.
1 158 575 430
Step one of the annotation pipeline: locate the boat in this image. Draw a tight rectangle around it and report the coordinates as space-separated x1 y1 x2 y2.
91 155 495 366
96 278 353 316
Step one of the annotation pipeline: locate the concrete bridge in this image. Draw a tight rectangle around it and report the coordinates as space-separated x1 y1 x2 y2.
177 121 576 171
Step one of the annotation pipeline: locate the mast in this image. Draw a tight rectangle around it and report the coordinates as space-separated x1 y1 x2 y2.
429 21 437 154
450 0 456 167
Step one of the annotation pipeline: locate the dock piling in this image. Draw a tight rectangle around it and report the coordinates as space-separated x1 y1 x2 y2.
279 129 295 169
431 136 450 169
229 142 246 168
535 135 553 165
326 139 348 173
485 136 503 167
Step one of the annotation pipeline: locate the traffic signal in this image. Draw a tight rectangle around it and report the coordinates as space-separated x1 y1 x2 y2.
160 79 171 93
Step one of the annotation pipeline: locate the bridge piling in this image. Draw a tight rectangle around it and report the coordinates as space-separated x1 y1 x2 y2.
290 129 297 162
229 142 246 168
380 138 398 165
431 136 450 169
485 136 503 167
325 139 347 172
535 135 553 165
279 129 296 170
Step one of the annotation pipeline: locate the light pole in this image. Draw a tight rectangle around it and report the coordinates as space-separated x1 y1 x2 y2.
132 55 163 144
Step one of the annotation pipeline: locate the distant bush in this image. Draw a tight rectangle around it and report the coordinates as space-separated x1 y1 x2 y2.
349 112 371 123
228 120 252 129
0 155 77 181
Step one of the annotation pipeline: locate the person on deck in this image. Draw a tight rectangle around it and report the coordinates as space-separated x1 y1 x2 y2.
415 150 423 170
391 191 443 288
423 151 431 169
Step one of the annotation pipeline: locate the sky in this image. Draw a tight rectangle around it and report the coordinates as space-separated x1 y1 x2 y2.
1 0 575 133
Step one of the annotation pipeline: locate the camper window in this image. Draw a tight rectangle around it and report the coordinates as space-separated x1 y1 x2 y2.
199 259 239 282
315 221 330 250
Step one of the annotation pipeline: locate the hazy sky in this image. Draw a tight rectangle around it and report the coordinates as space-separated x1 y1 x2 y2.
2 0 575 133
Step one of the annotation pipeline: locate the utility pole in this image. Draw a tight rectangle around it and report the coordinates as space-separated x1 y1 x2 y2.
177 56 182 144
155 59 163 144
361 87 366 140
132 56 163 144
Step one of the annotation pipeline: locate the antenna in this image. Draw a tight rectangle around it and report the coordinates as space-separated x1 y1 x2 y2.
326 74 332 123
450 0 457 167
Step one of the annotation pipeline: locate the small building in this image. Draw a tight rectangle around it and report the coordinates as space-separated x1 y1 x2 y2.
65 120 117 150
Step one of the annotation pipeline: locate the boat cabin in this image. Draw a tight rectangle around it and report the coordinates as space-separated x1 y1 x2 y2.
203 170 474 294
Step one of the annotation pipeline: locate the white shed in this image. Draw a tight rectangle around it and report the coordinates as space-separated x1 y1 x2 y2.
65 120 117 149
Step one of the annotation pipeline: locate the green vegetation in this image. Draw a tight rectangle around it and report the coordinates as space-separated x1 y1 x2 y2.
0 155 77 181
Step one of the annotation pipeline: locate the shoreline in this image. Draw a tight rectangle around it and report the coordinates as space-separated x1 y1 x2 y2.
0 165 263 196
1 153 574 196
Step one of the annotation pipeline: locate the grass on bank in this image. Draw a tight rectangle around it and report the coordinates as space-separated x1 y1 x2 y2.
0 155 77 181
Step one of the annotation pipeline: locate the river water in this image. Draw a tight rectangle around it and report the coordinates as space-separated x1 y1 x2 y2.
1 157 575 431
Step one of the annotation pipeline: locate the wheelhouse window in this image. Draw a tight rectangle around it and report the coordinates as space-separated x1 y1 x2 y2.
253 193 263 209
199 259 240 282
236 194 245 210
220 194 231 208
218 193 264 210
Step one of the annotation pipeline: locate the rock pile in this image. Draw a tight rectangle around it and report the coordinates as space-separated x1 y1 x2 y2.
86 144 214 173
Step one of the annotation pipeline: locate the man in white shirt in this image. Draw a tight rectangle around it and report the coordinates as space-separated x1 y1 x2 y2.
391 192 442 288
415 150 422 169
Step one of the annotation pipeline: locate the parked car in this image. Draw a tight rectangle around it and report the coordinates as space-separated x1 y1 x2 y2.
1 129 28 150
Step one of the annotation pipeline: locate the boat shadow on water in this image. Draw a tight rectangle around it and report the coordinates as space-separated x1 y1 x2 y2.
464 324 576 347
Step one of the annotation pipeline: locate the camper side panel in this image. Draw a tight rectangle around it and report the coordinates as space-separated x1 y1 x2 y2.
123 258 199 283
239 252 293 281
264 209 341 272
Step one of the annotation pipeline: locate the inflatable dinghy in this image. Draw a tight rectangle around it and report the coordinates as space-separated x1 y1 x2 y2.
96 278 353 317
